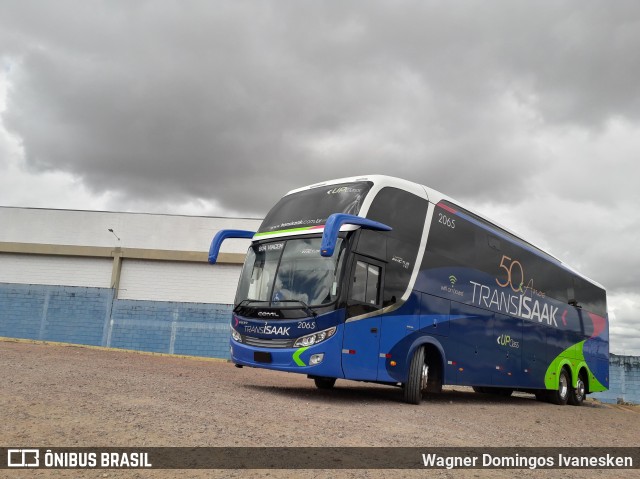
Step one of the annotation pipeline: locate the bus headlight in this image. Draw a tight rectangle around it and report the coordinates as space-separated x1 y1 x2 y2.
231 327 242 343
293 327 336 348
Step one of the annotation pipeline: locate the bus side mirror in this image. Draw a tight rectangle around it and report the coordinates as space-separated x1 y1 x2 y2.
208 229 255 264
320 213 392 257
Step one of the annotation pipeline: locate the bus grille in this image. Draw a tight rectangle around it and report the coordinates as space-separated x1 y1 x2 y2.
243 336 294 349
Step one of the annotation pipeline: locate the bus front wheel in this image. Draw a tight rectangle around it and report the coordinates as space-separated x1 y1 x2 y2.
313 377 337 390
403 347 427 405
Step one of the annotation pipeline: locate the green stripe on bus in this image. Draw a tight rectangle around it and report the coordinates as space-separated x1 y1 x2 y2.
544 340 607 392
293 347 309 366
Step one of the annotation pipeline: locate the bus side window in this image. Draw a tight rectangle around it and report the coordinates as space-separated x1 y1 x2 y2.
352 260 381 306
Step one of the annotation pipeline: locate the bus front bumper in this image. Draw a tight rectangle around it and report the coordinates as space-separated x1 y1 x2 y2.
230 336 344 378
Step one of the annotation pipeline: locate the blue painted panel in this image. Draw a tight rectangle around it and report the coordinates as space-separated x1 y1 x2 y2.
376 292 420 381
110 299 233 358
41 287 112 346
341 316 380 380
173 323 230 358
521 317 547 388
448 302 494 386
492 314 522 387
419 293 450 336
377 314 410 382
110 320 172 353
0 283 46 339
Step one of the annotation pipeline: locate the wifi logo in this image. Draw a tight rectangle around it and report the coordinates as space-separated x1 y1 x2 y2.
449 275 457 287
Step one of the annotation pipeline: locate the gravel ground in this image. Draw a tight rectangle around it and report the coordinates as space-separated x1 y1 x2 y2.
1 339 639 479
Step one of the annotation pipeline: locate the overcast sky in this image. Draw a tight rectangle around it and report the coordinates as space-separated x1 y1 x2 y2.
1 1 638 354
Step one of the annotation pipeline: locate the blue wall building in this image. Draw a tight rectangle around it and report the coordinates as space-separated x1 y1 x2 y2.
592 354 640 405
0 283 232 359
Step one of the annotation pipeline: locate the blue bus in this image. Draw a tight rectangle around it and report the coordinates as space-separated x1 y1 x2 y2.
209 175 608 405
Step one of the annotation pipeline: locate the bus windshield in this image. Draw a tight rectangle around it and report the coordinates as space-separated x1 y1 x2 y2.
235 237 346 308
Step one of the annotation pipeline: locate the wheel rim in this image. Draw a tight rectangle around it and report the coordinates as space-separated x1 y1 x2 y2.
420 364 429 392
559 373 568 399
576 378 585 400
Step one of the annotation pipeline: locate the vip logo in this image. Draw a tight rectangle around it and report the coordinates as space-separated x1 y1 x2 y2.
8 449 40 468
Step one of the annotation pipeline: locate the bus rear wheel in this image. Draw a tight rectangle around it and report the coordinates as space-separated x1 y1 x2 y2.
549 368 570 405
313 377 337 390
568 371 586 406
404 346 427 405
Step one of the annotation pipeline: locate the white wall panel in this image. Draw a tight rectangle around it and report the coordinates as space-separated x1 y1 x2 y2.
0 253 112 288
0 207 261 254
118 260 241 303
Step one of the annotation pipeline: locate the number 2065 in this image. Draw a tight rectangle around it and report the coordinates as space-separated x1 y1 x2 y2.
438 213 456 229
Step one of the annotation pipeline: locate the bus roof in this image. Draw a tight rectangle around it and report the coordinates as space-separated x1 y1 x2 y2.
287 174 604 290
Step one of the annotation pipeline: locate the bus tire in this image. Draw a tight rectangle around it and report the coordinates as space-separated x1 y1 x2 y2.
313 377 337 390
404 346 426 405
549 368 570 405
472 387 487 394
568 371 586 406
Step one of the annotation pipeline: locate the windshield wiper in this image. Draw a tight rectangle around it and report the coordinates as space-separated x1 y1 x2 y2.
271 300 317 317
234 299 317 317
233 300 270 313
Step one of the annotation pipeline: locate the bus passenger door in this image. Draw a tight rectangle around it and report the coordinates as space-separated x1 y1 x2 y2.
341 257 384 381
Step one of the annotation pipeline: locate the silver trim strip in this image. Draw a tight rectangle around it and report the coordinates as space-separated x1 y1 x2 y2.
243 336 294 348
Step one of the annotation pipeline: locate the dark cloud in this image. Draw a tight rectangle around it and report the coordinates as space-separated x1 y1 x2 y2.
3 1 639 214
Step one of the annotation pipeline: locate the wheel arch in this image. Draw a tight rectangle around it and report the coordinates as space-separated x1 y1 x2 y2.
575 364 590 394
404 336 446 385
545 358 573 390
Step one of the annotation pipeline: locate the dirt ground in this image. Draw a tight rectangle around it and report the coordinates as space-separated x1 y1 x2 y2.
1 339 639 479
